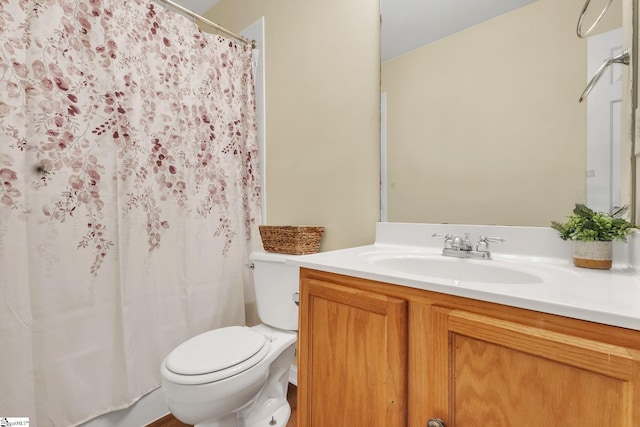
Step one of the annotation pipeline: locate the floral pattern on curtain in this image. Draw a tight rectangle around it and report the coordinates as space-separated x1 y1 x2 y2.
0 0 261 425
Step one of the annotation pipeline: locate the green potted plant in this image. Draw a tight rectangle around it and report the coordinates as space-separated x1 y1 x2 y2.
551 204 637 269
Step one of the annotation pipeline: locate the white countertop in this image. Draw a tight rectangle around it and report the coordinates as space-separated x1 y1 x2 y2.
286 222 640 331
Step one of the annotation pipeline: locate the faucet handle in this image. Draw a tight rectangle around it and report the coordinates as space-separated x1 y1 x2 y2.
432 233 453 249
481 235 505 243
432 233 452 238
476 235 505 252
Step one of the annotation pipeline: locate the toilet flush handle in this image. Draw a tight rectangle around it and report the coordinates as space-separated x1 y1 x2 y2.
292 292 300 306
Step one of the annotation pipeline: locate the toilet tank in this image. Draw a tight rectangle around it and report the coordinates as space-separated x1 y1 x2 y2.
250 251 300 331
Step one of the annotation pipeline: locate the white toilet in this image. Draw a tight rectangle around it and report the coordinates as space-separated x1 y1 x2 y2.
160 251 299 427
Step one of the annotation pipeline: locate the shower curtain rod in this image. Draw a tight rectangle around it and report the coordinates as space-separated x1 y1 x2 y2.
160 0 256 49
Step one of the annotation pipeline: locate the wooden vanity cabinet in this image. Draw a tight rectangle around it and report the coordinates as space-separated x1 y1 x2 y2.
424 306 640 426
297 272 408 426
297 268 640 427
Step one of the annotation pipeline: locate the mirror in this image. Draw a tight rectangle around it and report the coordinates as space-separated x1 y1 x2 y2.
381 0 631 226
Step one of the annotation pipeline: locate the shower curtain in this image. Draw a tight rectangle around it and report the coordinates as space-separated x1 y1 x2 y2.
0 0 261 425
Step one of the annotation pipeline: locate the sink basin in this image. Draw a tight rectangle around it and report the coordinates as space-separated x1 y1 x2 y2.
363 252 543 284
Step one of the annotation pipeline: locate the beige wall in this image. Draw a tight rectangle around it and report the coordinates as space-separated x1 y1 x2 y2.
204 0 381 251
382 0 624 226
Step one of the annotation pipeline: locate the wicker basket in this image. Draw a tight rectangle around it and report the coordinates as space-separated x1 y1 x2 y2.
259 226 324 255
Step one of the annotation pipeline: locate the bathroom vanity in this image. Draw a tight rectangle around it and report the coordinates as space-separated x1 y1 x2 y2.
287 223 640 427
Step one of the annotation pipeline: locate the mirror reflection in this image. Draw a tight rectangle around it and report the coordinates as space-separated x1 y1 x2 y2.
381 0 628 226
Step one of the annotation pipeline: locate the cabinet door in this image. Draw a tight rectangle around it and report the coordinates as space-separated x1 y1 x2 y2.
428 307 640 427
298 277 408 427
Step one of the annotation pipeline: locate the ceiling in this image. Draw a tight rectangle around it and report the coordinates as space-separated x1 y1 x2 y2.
165 0 537 61
380 0 537 61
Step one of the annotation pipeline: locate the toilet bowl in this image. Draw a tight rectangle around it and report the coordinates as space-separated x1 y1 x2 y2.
160 251 299 427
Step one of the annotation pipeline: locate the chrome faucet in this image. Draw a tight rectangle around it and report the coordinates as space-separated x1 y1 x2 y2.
451 234 473 251
432 233 504 259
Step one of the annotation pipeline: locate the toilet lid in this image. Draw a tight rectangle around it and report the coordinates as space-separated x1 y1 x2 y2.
165 326 267 376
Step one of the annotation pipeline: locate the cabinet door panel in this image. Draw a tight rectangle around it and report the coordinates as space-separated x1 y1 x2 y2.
453 334 624 426
431 307 640 427
298 278 407 427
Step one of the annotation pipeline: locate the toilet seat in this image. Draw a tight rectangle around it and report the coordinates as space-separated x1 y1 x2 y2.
164 326 270 385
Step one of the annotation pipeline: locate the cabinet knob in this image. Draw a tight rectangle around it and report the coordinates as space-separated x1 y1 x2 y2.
427 418 446 427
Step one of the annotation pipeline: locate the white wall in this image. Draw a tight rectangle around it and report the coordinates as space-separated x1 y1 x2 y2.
207 0 382 251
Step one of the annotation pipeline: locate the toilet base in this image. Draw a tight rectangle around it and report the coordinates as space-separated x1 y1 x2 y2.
193 343 295 427
195 414 237 427
237 344 294 427
194 400 290 427
194 399 291 427
247 403 291 427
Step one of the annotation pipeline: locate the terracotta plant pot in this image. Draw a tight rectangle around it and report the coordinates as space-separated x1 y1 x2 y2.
573 240 612 270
